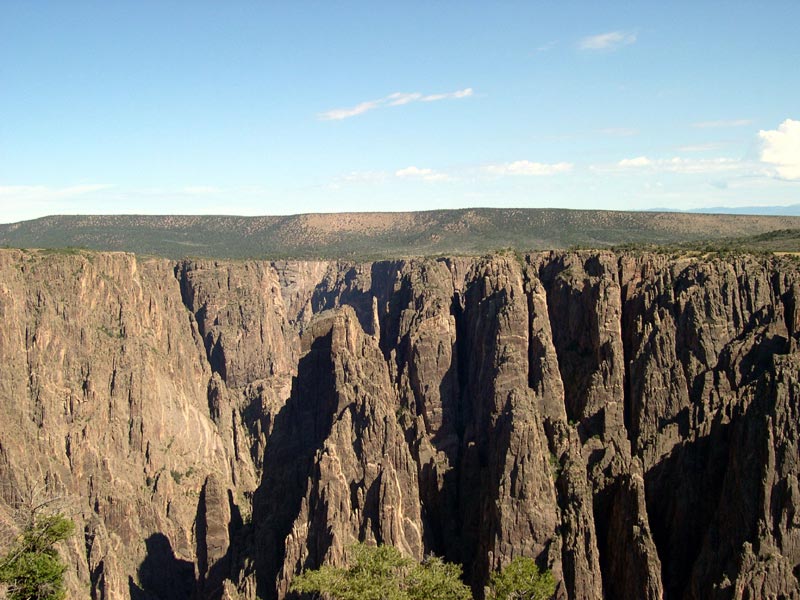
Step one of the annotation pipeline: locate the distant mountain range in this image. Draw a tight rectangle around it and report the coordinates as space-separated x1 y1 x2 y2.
649 204 800 216
2 208 800 259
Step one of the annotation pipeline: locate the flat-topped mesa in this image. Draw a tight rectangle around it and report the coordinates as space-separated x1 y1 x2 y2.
2 209 800 259
0 248 797 599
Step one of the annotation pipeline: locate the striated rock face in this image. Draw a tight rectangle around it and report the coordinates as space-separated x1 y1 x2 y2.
0 248 798 599
271 307 424 596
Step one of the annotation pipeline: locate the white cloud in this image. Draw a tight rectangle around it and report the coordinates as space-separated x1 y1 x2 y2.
335 171 389 185
319 88 474 120
692 119 752 129
618 156 651 167
395 166 450 182
421 88 474 102
677 142 728 152
318 99 384 121
579 31 637 50
664 158 743 174
534 41 557 53
759 119 800 180
395 166 431 177
611 156 745 174
0 184 115 224
0 184 113 203
181 186 220 195
387 92 423 106
484 161 573 176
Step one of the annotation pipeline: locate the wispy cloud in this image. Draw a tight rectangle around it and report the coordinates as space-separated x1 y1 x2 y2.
327 171 389 189
341 171 388 183
0 184 113 202
618 156 651 167
534 41 557 53
759 118 800 180
578 31 637 51
692 119 752 129
181 185 221 195
422 89 474 102
612 156 746 174
332 159 573 188
677 142 729 153
319 88 474 121
597 127 639 137
484 161 573 176
0 184 115 224
395 166 450 182
319 100 383 121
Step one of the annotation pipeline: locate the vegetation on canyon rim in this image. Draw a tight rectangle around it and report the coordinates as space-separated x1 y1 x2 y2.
291 543 556 600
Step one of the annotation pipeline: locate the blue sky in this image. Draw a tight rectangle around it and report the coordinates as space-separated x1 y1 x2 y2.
1 1 799 223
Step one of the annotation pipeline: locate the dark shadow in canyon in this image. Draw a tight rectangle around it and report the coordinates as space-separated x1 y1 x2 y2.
193 487 245 600
312 265 376 335
643 421 731 600
129 533 194 600
248 330 339 600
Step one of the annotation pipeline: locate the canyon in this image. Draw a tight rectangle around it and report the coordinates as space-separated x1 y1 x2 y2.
0 248 798 599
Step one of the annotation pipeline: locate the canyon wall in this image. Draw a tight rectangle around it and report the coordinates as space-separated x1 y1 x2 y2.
0 249 798 599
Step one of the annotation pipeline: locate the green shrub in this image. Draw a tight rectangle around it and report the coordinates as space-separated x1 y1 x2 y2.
0 513 75 600
291 543 471 600
292 543 556 600
488 556 556 600
406 555 471 600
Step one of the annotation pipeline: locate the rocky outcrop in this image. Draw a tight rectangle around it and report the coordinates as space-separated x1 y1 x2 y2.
0 248 798 599
688 352 800 599
619 254 800 599
272 307 424 597
0 251 224 600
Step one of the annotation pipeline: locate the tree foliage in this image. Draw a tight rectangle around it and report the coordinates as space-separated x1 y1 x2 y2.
0 513 74 600
291 543 556 600
290 543 471 600
406 555 471 600
487 556 556 600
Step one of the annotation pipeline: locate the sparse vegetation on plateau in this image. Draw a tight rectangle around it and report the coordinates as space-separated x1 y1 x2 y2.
1 211 798 260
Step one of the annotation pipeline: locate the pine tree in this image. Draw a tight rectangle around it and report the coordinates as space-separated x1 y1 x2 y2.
0 512 74 600
487 556 556 600
291 543 471 600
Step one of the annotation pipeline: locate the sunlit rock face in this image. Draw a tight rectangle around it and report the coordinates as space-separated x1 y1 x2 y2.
0 248 798 599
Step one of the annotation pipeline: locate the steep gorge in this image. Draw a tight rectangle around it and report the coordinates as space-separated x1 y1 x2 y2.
0 249 798 599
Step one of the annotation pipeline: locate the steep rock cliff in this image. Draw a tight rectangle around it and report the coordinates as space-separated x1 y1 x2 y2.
0 249 797 599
